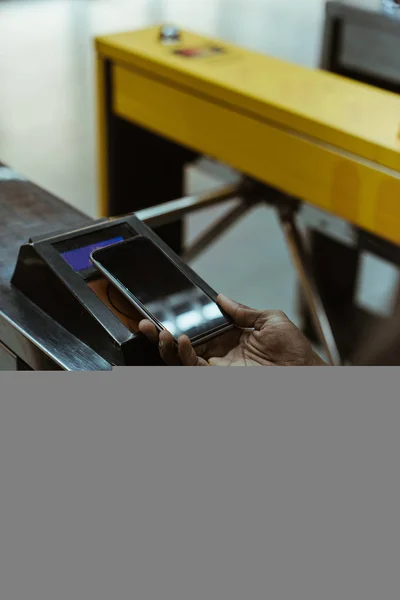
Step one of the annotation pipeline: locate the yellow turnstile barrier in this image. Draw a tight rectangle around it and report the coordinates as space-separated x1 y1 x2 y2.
96 26 400 245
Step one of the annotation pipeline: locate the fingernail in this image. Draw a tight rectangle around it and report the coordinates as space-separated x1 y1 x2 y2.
159 340 164 348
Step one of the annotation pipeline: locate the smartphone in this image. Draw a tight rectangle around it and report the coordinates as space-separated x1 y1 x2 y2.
90 235 234 346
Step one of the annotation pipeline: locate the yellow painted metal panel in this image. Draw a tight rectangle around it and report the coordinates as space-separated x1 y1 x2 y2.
113 64 400 246
96 26 400 172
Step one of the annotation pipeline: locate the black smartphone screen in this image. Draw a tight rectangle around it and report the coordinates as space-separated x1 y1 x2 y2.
91 236 231 341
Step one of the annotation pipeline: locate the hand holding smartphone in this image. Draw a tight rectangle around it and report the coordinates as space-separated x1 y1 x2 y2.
90 236 233 346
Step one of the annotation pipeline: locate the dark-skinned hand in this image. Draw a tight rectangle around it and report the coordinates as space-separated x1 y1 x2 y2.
139 294 327 366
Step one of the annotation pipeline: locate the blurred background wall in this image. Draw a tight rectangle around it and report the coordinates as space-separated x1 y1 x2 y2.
0 0 394 320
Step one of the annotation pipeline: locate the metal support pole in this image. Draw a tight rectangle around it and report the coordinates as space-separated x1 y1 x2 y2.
278 209 342 366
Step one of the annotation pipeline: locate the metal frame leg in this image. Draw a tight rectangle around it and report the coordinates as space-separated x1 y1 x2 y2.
277 209 342 366
298 229 361 360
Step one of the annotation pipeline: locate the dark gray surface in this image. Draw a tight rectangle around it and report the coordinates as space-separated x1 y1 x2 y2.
0 340 17 370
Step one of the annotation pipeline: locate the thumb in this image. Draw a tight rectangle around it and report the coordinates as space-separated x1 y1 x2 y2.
217 294 265 330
